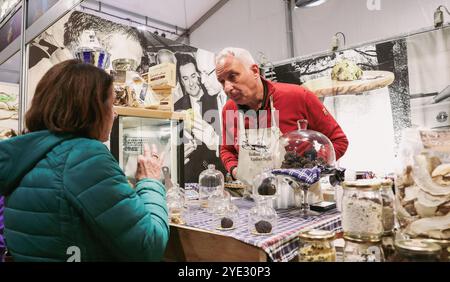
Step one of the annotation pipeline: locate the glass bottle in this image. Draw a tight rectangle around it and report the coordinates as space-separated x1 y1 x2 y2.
198 164 224 210
380 178 395 235
341 180 383 241
394 239 441 262
298 229 336 262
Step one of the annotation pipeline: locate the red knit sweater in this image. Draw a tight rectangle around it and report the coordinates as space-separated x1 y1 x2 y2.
220 78 349 173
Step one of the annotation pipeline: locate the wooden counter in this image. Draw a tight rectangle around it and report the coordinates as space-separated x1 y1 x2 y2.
164 224 268 262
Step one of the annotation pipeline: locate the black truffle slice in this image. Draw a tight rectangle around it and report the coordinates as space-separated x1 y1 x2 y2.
255 220 272 233
221 217 234 229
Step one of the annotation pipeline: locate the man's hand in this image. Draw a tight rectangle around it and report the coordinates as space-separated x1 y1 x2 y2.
191 118 219 150
184 130 197 164
231 167 238 180
135 144 165 181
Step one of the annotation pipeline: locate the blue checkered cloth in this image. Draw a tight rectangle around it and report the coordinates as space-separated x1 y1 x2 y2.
271 167 322 185
181 184 342 262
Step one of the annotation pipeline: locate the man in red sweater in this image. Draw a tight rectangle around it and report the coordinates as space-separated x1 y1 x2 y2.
215 47 348 181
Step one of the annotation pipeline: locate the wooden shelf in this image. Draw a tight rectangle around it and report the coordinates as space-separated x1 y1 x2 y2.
114 106 185 120
303 70 395 97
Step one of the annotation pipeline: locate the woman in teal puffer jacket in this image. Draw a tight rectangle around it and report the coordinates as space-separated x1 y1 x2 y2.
0 60 169 261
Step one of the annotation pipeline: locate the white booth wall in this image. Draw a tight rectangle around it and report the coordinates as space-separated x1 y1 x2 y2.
191 0 450 61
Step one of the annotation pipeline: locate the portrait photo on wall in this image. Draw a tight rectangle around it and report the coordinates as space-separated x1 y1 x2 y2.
27 9 228 184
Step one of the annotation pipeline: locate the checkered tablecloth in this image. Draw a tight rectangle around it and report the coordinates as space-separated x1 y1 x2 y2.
181 184 342 262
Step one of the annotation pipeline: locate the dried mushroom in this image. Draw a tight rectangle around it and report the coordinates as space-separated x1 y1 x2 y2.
406 214 450 240
431 164 450 186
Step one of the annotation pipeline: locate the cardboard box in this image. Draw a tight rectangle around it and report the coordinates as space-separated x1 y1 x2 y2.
147 63 176 90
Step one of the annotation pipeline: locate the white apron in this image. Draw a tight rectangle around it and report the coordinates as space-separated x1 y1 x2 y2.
235 97 283 187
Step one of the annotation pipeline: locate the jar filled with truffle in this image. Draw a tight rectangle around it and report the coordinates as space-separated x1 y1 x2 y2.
342 180 383 242
212 192 239 230
298 229 336 262
248 198 277 235
198 164 224 210
253 171 279 200
380 179 395 235
394 239 441 262
343 237 384 262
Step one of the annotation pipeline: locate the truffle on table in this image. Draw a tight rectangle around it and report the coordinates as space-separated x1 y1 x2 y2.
255 220 272 234
220 217 234 229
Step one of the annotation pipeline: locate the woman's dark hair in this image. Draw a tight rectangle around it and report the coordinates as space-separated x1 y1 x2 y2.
25 59 113 139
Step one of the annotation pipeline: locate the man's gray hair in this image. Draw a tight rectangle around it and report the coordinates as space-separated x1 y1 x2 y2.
215 47 256 68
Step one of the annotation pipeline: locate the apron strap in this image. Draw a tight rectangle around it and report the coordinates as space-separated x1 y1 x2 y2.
237 110 247 143
269 96 280 131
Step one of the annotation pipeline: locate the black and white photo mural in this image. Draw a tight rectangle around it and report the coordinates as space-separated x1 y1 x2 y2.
270 26 450 175
27 9 228 184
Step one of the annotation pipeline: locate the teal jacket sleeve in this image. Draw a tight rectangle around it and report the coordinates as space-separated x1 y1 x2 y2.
62 141 169 261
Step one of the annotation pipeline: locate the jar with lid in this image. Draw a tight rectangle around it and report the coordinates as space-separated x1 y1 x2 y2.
298 229 336 262
341 180 383 241
198 164 224 211
420 238 450 262
343 237 384 262
394 239 441 262
380 178 395 235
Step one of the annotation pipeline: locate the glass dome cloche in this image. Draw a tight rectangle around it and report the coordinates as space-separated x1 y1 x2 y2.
198 164 225 209
275 119 336 170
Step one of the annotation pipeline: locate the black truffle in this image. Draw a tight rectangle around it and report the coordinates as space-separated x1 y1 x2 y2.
304 148 317 161
257 178 277 196
281 151 327 169
255 220 272 234
200 175 221 187
221 217 234 229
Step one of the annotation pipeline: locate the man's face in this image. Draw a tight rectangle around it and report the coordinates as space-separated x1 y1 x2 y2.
215 55 259 106
180 63 201 98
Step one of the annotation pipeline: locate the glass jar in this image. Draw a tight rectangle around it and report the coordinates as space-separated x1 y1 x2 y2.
166 184 185 224
198 164 224 210
381 235 396 262
394 239 441 262
341 180 383 241
380 179 395 235
395 128 450 241
343 237 384 262
253 171 279 200
248 198 277 235
298 229 336 262
212 192 239 231
420 238 450 262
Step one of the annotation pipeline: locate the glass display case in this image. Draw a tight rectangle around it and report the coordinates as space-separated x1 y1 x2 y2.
110 106 185 187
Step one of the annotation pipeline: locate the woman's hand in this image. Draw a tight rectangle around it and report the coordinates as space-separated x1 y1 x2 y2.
135 144 165 181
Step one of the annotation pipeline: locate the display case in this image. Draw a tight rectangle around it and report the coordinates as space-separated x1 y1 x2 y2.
110 106 185 187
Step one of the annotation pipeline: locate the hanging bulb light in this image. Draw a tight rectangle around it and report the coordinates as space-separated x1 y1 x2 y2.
295 0 328 8
434 5 450 28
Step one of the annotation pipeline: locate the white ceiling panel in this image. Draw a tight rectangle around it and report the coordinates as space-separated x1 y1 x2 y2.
100 0 221 29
